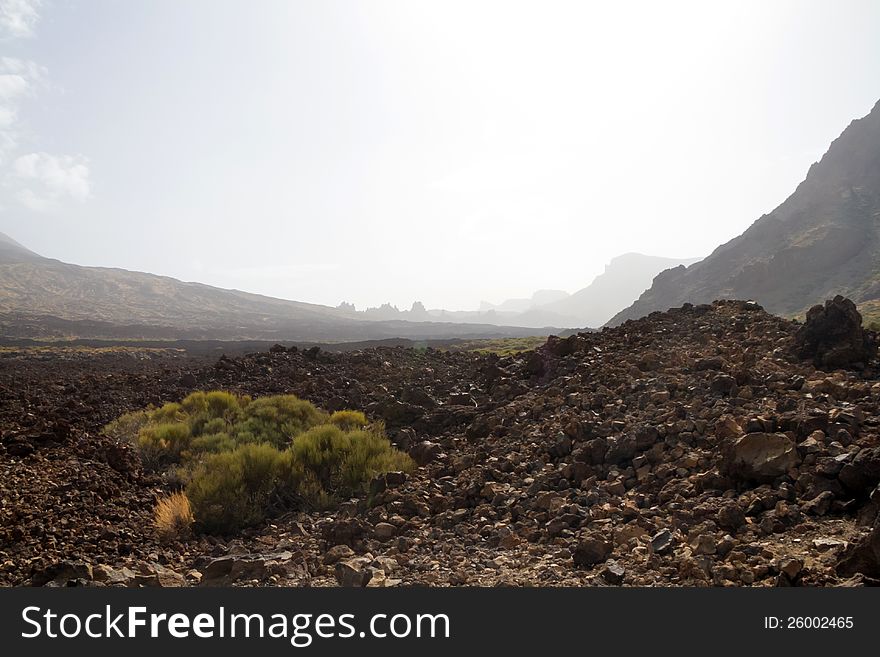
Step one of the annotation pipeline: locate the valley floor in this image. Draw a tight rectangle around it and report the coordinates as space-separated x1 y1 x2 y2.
1 300 879 587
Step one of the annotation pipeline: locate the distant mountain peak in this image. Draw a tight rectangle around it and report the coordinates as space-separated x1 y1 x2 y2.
534 253 702 327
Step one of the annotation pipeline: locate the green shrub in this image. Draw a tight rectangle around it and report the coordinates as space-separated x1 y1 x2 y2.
200 417 228 435
105 390 415 534
329 410 368 431
234 395 326 448
102 409 150 443
190 432 236 455
205 390 245 421
183 390 245 436
180 390 209 416
292 424 415 501
291 425 352 490
108 391 328 464
186 443 300 534
151 402 184 424
137 422 192 466
338 430 414 493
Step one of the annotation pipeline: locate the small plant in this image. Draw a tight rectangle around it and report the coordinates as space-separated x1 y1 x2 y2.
329 409 369 430
338 430 414 493
106 391 415 535
102 409 150 443
185 443 301 534
189 431 236 454
292 424 414 500
154 491 194 542
137 422 192 467
234 395 327 448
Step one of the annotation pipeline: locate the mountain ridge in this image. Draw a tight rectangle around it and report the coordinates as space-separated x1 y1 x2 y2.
609 98 880 326
0 233 548 342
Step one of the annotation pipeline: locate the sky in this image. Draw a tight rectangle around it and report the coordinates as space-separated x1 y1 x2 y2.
1 0 880 311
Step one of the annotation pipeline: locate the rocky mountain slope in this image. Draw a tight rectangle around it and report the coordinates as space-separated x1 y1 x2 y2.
610 99 880 326
0 233 44 263
0 233 542 342
2 298 878 587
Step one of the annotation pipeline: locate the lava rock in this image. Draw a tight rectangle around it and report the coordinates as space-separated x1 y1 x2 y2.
572 537 612 567
723 432 800 483
323 545 355 566
793 296 877 368
600 560 626 584
335 557 374 587
836 521 880 579
716 503 746 532
838 447 880 497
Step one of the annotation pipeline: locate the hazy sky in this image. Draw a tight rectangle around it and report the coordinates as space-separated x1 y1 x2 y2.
1 0 879 310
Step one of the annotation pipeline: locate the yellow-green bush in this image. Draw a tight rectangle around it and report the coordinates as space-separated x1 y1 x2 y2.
104 391 320 466
291 425 352 486
137 422 192 467
186 443 301 534
329 410 368 431
234 395 326 448
190 432 236 454
338 430 414 493
292 424 415 499
102 409 150 442
105 390 414 534
151 402 184 424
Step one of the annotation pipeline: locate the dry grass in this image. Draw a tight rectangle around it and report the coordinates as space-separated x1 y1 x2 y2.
154 492 194 542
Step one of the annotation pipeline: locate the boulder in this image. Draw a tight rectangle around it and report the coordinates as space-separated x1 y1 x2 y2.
650 529 674 554
322 545 355 566
373 522 397 540
409 440 443 465
600 560 625 584
710 375 738 397
838 447 880 497
723 432 800 482
793 296 877 368
132 563 186 587
836 521 880 579
571 536 612 567
716 503 746 531
335 556 374 587
200 551 295 584
32 560 94 587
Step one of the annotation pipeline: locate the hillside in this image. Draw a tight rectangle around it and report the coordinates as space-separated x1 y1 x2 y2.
609 98 880 326
0 233 44 263
0 234 544 342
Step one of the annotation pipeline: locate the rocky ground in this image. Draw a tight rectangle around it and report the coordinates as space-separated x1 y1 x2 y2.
1 298 879 587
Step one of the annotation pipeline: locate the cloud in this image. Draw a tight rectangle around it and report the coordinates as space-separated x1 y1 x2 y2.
0 57 45 163
0 5 87 215
0 58 88 213
11 152 91 210
0 0 41 38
